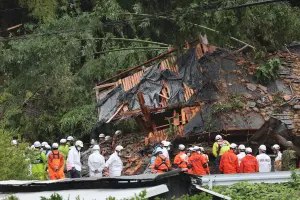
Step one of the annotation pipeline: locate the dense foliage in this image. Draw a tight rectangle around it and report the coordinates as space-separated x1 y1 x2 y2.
0 0 300 143
0 130 33 180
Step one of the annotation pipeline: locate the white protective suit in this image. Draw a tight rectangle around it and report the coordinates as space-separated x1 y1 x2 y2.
237 152 246 165
162 147 169 159
256 153 271 172
105 152 123 177
67 146 82 171
88 150 105 177
274 151 282 172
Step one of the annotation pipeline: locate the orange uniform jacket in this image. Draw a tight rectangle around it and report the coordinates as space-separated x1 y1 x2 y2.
152 154 171 174
48 150 65 180
240 154 259 173
188 152 209 175
173 152 188 169
219 150 239 174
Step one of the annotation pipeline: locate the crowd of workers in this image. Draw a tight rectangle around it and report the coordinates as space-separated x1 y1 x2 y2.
150 135 299 175
11 133 299 180
17 131 125 180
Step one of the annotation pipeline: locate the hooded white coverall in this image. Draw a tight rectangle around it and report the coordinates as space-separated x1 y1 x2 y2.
67 146 81 171
88 151 105 177
256 153 271 172
105 152 123 177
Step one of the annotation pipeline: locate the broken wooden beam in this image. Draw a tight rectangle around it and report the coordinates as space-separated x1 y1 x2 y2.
137 91 152 128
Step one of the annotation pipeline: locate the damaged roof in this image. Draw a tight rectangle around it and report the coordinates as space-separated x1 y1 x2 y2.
95 39 300 138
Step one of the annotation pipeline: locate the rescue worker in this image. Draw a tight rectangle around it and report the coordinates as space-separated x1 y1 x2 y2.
162 141 170 159
105 145 124 177
88 145 105 177
282 141 297 171
200 147 209 162
58 139 69 159
212 135 230 171
152 147 171 174
272 144 282 171
41 142 48 151
237 144 246 165
67 140 83 178
66 136 74 149
81 139 96 177
102 136 113 160
99 133 105 145
256 145 271 172
31 141 47 180
45 144 51 157
219 143 239 174
188 147 209 175
240 147 259 173
48 143 65 180
186 147 194 174
173 144 188 171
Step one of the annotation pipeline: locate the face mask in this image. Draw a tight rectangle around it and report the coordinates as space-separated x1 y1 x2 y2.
187 153 191 156
118 151 122 156
167 147 170 151
197 151 201 154
76 147 81 151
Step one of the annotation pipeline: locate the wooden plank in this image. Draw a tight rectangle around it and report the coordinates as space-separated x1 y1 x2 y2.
181 108 186 125
173 110 180 126
184 107 193 121
106 104 125 123
121 78 126 90
94 82 116 89
7 24 22 31
138 91 152 128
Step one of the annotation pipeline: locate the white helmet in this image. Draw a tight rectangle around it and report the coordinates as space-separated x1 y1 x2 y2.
60 138 67 144
45 144 51 150
41 142 48 147
194 146 200 150
115 145 124 152
163 141 171 147
75 140 83 148
155 147 163 154
52 143 59 149
258 144 267 151
67 136 74 141
230 143 237 149
189 147 196 151
115 130 122 135
90 139 95 145
34 141 41 148
178 144 185 150
238 144 246 150
11 140 18 145
272 144 280 150
200 147 204 152
215 135 222 140
99 133 105 138
93 145 100 150
105 136 111 141
245 147 252 153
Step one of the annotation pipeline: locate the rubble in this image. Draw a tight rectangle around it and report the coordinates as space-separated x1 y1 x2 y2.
93 40 300 175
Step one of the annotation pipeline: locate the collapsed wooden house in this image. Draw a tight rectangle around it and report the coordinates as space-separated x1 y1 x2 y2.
94 38 300 147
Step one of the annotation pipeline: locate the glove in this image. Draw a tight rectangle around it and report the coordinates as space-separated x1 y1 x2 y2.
72 167 76 172
154 166 159 170
55 168 59 172
94 169 99 173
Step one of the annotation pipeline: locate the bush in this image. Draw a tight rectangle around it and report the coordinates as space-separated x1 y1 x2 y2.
0 129 33 180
